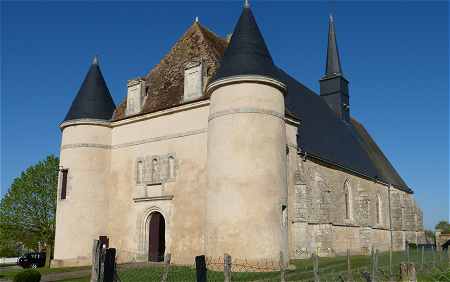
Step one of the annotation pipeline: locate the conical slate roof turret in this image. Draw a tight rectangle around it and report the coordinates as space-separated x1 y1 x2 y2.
211 2 281 83
324 15 343 77
64 56 116 122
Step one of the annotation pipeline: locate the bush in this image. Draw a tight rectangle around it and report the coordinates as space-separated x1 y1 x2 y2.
13 269 41 282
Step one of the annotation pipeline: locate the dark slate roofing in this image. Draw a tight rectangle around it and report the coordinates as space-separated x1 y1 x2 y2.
351 119 409 190
211 5 281 83
64 57 116 122
324 15 343 77
279 69 411 192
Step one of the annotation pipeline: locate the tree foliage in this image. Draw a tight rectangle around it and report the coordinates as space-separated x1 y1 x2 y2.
0 155 59 256
436 220 450 233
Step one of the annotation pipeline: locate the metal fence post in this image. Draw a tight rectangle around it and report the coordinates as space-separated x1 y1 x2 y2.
161 253 171 282
347 249 353 281
389 244 393 281
406 244 410 263
280 251 286 282
432 245 436 268
421 245 424 270
370 247 376 282
224 253 232 282
313 252 319 282
195 255 207 282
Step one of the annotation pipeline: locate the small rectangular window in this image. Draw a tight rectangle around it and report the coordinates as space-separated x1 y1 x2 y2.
61 169 68 200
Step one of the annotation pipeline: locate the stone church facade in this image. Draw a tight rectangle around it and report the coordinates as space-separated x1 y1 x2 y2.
52 3 425 268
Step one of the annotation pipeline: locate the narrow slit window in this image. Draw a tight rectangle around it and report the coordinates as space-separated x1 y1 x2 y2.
61 169 68 200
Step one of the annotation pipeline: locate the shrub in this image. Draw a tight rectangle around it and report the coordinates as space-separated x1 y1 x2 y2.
13 269 41 282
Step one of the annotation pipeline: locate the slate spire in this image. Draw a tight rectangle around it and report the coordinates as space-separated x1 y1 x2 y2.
320 15 350 123
63 56 116 122
325 14 343 77
211 2 281 83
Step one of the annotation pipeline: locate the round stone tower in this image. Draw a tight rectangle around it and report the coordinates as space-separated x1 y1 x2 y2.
205 4 288 264
53 57 116 267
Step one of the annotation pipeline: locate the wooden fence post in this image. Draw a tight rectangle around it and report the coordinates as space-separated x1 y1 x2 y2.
313 252 319 282
195 255 207 282
347 249 352 281
91 240 101 282
224 253 232 282
400 263 417 282
103 248 116 282
160 253 171 282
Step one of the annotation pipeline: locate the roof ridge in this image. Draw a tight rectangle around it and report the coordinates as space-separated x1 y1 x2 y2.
195 22 228 61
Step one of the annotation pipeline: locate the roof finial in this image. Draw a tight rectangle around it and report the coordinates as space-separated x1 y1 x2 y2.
244 0 250 8
329 13 334 22
92 55 99 65
195 16 199 23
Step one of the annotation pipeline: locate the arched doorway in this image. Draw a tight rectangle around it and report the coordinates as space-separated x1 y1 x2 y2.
148 212 165 262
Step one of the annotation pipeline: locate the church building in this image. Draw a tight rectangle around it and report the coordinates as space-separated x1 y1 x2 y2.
52 3 425 267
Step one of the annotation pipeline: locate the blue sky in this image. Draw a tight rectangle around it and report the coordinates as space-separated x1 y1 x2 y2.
1 1 448 229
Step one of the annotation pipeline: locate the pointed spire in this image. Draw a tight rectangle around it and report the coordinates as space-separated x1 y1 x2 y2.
211 3 281 83
324 14 343 77
195 16 199 23
244 0 250 8
63 57 116 122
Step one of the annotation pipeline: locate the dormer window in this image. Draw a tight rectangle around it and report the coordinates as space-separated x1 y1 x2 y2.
126 78 146 116
183 60 204 102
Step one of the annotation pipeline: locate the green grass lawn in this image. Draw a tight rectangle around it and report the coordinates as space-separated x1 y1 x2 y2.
2 250 449 281
0 265 90 281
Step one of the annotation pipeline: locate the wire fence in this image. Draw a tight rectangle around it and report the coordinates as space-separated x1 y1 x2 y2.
109 246 450 281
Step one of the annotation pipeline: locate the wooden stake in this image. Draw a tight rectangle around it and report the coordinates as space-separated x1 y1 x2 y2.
224 253 232 282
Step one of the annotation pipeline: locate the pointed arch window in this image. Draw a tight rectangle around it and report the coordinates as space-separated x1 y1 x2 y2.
136 160 144 184
344 180 352 220
376 194 382 224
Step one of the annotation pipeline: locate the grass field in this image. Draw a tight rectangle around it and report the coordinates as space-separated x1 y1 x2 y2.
1 250 449 281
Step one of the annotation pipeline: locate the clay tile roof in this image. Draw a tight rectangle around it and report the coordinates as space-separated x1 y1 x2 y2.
64 57 116 122
113 22 227 120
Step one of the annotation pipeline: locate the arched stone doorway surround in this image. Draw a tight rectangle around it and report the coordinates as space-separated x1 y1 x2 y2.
137 206 170 262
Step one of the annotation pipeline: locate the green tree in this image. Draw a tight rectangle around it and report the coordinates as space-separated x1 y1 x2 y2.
0 155 59 266
435 220 450 233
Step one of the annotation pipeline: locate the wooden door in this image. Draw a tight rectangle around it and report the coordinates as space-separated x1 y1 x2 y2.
148 212 165 262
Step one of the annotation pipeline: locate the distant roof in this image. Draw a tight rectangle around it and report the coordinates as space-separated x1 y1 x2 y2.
211 5 281 83
64 57 116 122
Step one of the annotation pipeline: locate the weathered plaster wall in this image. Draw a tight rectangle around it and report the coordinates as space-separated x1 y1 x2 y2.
206 81 287 264
53 124 112 267
107 103 210 265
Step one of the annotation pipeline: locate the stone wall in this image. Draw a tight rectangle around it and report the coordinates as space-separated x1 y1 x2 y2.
289 153 425 258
